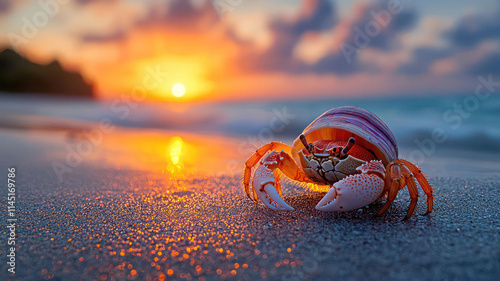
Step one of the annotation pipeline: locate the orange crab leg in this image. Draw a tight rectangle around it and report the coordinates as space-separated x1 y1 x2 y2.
244 142 292 201
404 176 419 220
395 159 434 215
277 152 312 184
377 160 434 219
377 164 402 216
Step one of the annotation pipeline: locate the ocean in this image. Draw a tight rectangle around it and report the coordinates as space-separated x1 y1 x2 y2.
1 93 499 177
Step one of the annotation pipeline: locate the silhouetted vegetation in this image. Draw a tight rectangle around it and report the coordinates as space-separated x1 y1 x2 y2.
0 49 94 98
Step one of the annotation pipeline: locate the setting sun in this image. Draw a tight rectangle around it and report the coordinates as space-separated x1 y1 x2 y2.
172 83 186 97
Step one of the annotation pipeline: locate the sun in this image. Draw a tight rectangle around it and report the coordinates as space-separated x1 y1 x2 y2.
172 83 186 97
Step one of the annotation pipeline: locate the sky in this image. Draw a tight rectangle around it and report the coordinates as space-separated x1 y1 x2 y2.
0 0 499 102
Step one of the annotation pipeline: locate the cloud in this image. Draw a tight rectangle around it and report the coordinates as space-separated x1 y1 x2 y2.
135 0 219 32
73 0 419 76
81 30 126 43
76 0 220 44
445 7 500 48
76 0 221 47
343 0 418 51
444 4 500 76
309 51 359 74
286 0 338 35
399 47 451 75
242 0 418 75
400 2 500 77
309 0 418 74
236 0 337 73
0 0 12 14
468 50 500 75
75 0 118 5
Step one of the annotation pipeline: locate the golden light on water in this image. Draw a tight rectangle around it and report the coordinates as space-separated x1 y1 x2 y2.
172 83 186 97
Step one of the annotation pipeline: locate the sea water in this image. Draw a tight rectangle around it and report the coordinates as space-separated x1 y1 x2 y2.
1 93 499 176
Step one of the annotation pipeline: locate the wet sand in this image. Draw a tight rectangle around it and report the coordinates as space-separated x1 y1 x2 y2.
1 128 499 281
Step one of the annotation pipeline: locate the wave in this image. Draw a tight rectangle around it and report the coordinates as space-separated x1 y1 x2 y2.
1 93 499 156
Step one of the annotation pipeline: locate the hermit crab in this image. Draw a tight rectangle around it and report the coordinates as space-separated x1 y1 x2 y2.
244 106 433 219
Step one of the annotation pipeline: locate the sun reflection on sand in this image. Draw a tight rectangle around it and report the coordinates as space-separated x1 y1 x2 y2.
92 130 243 180
168 136 183 166
165 136 186 182
59 128 331 194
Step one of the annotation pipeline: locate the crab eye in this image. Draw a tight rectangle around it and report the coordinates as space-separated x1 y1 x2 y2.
330 147 341 157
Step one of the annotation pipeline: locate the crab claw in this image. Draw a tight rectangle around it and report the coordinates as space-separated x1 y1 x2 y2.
316 160 386 212
253 164 294 211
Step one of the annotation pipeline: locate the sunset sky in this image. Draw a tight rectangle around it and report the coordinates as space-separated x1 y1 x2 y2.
1 0 499 102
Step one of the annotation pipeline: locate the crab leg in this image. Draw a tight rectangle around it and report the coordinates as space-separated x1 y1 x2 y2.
376 164 403 216
404 173 419 220
395 160 434 215
244 142 292 201
377 160 433 219
316 161 386 212
252 150 313 211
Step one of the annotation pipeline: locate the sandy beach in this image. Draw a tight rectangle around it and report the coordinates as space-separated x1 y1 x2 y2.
1 126 499 281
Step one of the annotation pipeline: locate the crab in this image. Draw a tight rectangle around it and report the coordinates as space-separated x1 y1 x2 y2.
243 106 434 219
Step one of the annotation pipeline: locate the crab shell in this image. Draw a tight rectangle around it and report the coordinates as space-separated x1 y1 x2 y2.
291 106 398 168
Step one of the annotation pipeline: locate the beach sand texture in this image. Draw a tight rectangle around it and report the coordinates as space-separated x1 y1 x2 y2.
0 127 499 281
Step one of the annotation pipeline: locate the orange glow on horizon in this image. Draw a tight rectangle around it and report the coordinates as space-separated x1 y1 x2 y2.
71 26 238 102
